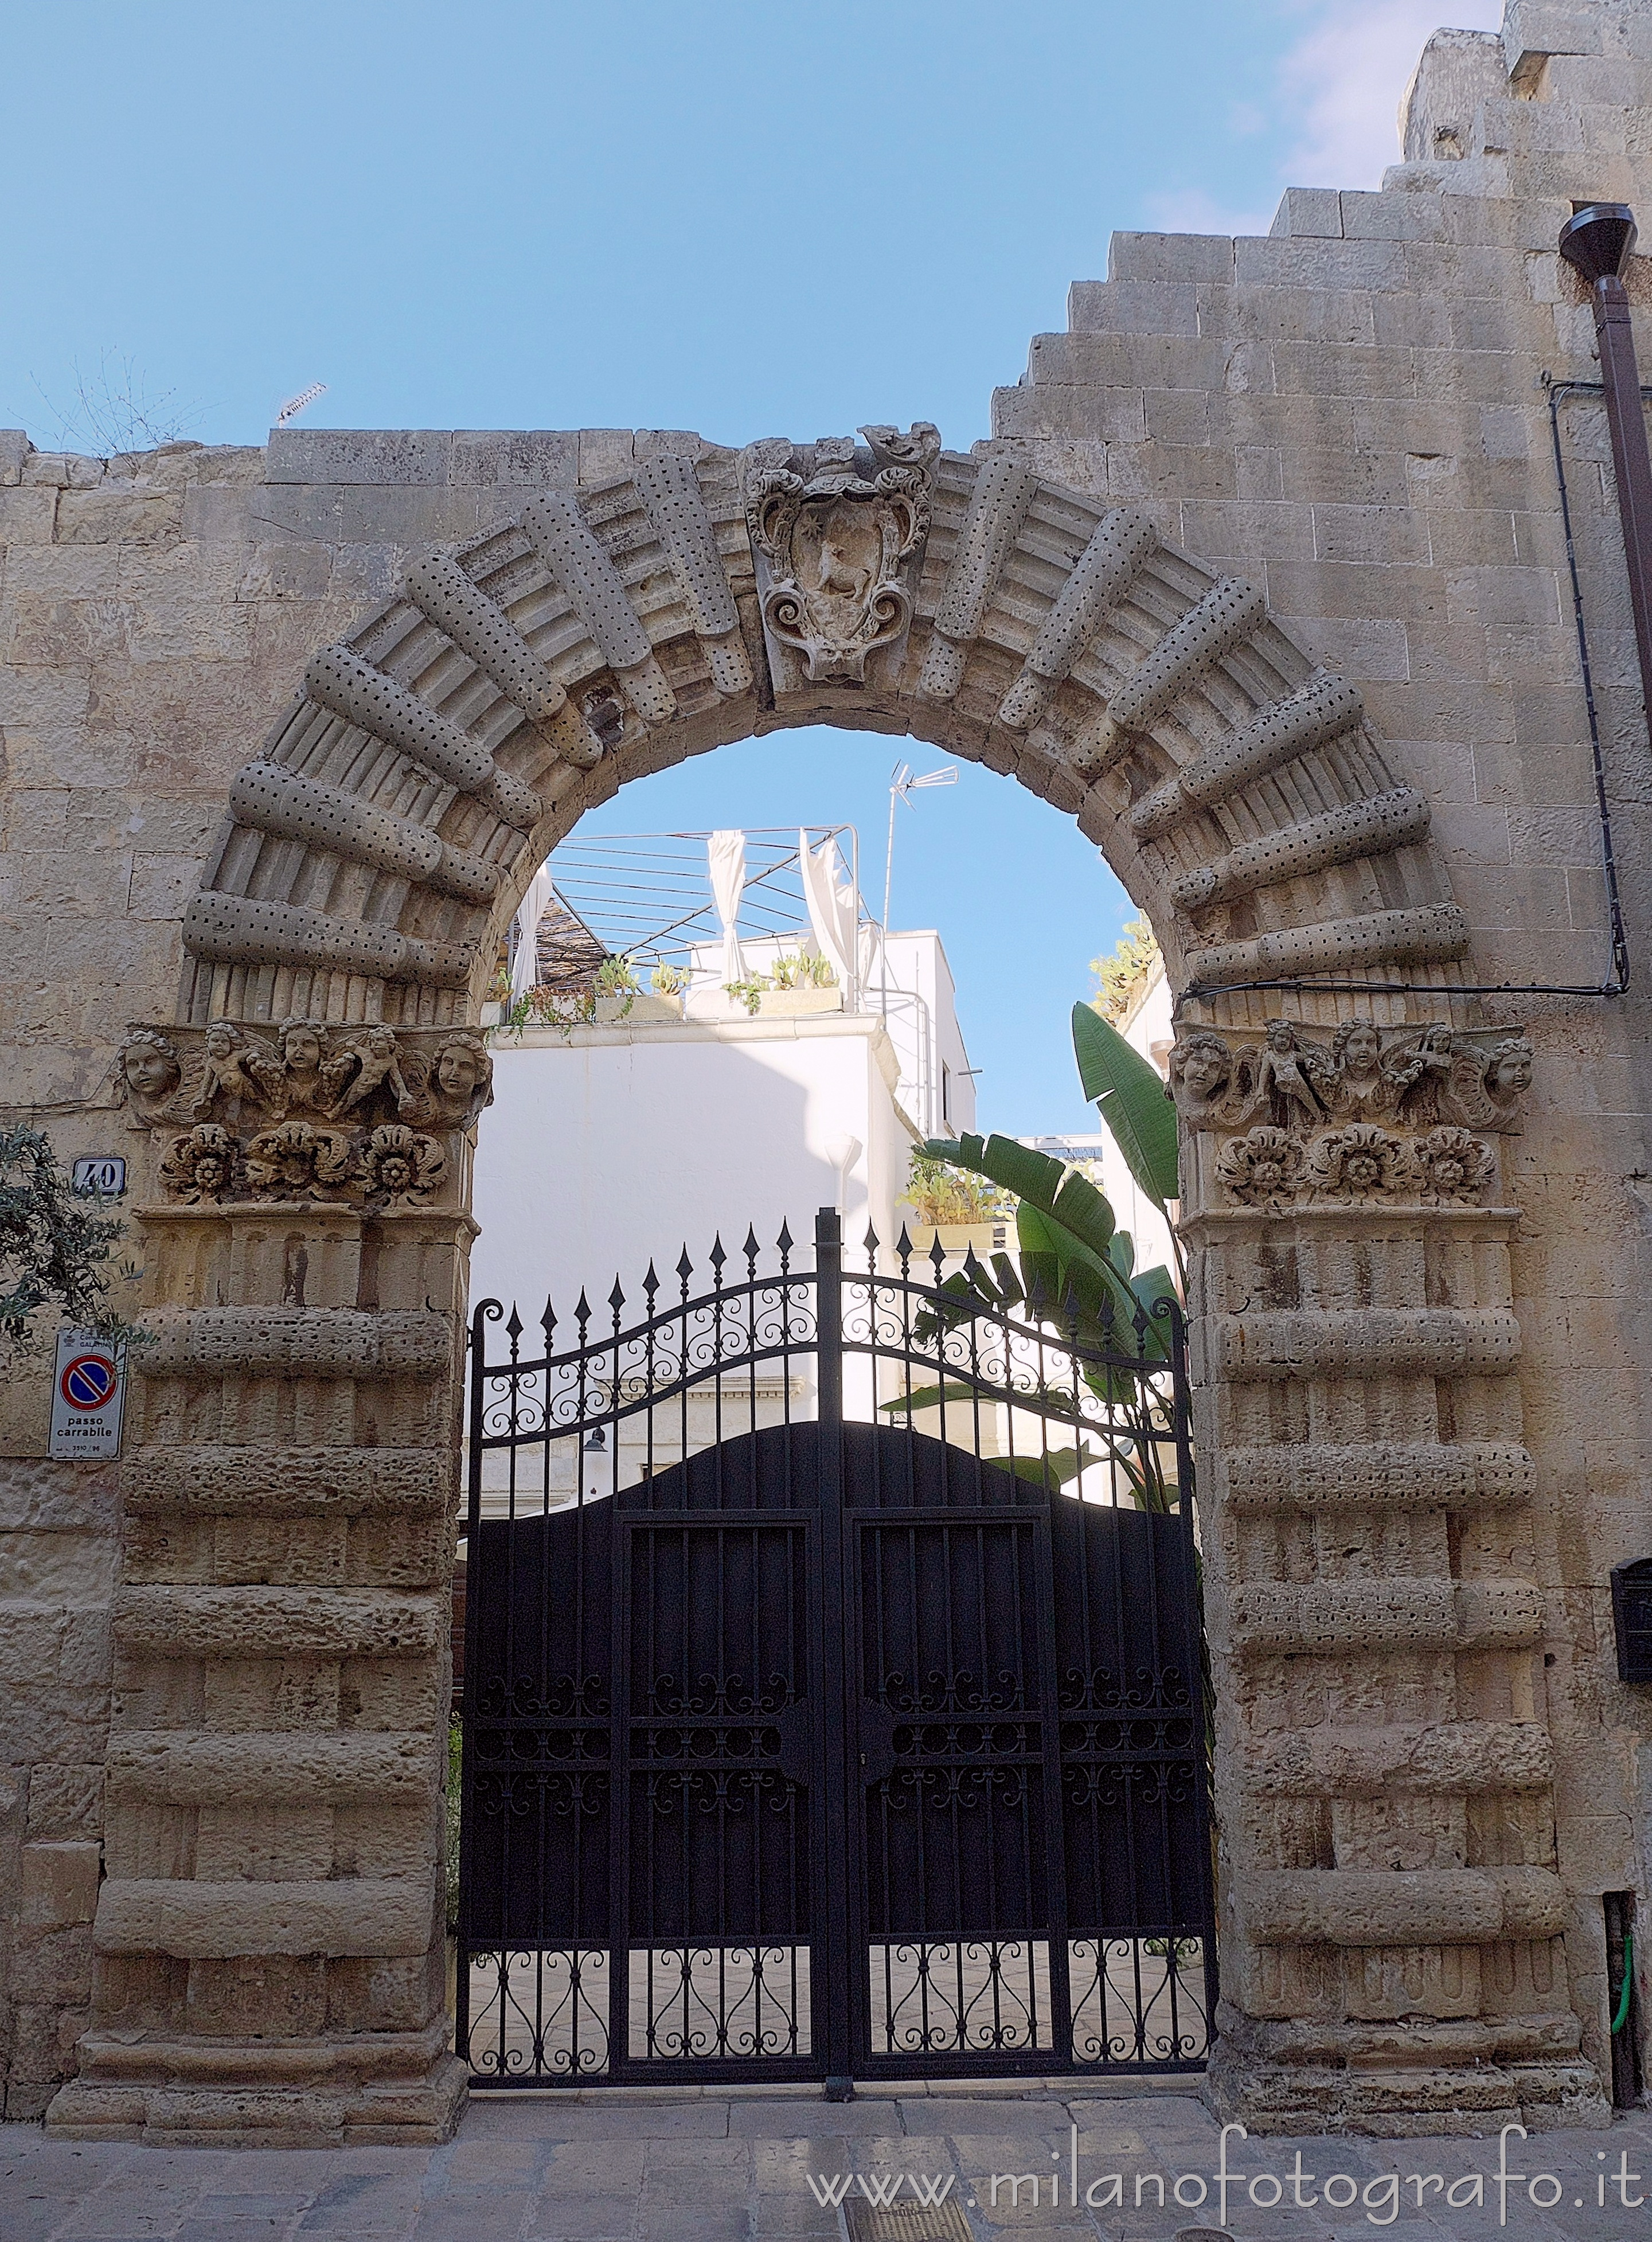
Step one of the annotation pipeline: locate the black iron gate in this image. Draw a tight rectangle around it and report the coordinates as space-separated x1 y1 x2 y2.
458 1212 1214 2088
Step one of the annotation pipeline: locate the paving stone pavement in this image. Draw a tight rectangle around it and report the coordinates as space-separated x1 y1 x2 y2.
4 2088 1652 2241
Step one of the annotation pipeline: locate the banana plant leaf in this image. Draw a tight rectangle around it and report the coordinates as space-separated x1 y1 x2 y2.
984 1443 1099 1489
920 1132 1168 1361
1071 1002 1181 1209
879 1381 981 1415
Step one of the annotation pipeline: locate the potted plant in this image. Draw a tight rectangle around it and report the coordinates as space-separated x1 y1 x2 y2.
756 952 841 1018
591 955 678 1024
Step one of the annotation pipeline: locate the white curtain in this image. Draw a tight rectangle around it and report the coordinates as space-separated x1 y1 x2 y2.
510 862 554 1001
798 830 858 999
708 829 747 987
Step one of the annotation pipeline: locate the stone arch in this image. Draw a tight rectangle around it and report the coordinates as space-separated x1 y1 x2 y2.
66 431 1583 2144
181 431 1466 1025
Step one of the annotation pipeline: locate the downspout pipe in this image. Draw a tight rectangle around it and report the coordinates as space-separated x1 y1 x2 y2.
1559 203 1652 733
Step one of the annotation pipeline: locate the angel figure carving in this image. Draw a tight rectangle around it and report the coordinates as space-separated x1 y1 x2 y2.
193 1021 281 1118
1440 1033 1534 1132
333 1025 415 1119
1167 1029 1239 1127
273 1019 356 1116
1321 1021 1399 1119
113 1027 184 1120
1252 1020 1331 1130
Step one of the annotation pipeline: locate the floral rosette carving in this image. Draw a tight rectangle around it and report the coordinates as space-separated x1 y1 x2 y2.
1309 1124 1416 1200
1415 1127 1496 1203
1214 1127 1306 1210
157 1124 239 1204
243 1120 354 1200
358 1124 448 1206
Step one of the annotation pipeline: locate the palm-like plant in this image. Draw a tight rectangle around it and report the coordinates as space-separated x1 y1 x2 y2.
881 1005 1189 1513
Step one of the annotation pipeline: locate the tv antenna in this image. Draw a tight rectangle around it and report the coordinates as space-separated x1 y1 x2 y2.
275 382 327 428
880 760 957 1013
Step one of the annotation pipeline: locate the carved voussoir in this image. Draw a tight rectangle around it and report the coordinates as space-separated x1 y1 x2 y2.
1130 670 1365 839
634 454 753 696
997 508 1157 730
1170 788 1432 913
303 644 542 829
183 894 474 991
1184 901 1470 989
226 764 501 904
1072 576 1267 776
917 446 1034 703
521 491 678 723
402 548 567 726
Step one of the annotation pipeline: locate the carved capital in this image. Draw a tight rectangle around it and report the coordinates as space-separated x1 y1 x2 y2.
116 1022 486 1212
112 1021 493 1136
1168 1019 1532 1136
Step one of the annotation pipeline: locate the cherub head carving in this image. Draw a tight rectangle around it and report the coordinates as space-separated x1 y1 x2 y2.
1168 1029 1232 1108
1489 1034 1533 1096
114 1026 181 1110
276 1018 329 1072
431 1030 493 1123
1331 1020 1382 1077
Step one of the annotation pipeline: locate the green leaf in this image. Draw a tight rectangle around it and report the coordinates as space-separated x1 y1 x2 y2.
919 1130 1166 1361
988 1252 1025 1308
985 1443 1099 1489
1016 1201 1140 1331
880 1382 979 1415
1071 1003 1180 1209
1050 1165 1117 1255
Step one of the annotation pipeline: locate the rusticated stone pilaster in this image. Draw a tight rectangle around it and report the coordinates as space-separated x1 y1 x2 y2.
48 1028 481 2145
1174 1018 1604 2136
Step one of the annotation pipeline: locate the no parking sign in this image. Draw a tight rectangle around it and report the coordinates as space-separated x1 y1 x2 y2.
48 1327 126 1458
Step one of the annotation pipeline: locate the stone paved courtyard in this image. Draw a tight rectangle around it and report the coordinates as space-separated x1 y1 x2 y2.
4 2086 1652 2241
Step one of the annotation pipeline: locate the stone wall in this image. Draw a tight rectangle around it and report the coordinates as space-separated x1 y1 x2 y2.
993 0 1652 2120
2 0 1651 2139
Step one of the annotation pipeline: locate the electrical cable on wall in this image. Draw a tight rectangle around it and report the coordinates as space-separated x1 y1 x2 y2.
1180 374 1635 1012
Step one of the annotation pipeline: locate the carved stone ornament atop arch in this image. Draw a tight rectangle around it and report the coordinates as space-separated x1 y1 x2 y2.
72 428 1598 2152
741 424 938 685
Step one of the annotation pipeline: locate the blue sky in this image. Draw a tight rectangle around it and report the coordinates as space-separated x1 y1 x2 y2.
4 0 1499 1132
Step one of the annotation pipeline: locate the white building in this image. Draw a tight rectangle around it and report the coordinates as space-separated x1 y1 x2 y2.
470 827 975 1334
